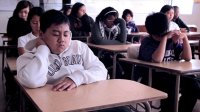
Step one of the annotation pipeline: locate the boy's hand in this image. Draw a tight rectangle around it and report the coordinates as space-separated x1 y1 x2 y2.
36 38 46 48
172 31 187 43
52 77 76 91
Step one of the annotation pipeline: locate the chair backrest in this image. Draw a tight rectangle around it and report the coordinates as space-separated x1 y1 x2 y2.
127 44 141 59
136 25 147 32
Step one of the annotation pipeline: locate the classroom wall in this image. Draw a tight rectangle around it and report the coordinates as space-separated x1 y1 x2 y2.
179 3 200 32
0 1 199 33
0 0 63 34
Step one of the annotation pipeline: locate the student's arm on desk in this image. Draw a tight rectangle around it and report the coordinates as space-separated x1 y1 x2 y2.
67 43 107 86
180 33 192 61
17 45 49 88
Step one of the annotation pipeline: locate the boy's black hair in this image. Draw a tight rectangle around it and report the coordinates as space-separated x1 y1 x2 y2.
145 12 168 36
27 7 44 24
40 9 70 33
96 7 118 23
160 5 173 13
13 0 33 17
122 9 133 20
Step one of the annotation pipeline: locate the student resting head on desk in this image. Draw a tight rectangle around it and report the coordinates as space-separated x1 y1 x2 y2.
16 9 107 91
138 12 200 112
91 7 127 45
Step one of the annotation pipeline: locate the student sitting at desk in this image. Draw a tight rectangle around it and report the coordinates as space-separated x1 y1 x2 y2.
90 7 129 79
91 7 127 45
68 2 94 38
18 7 44 55
6 0 33 56
17 10 107 91
173 6 189 32
122 9 139 34
122 9 139 43
138 12 200 112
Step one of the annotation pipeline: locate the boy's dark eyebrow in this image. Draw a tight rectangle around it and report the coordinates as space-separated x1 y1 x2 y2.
52 30 59 32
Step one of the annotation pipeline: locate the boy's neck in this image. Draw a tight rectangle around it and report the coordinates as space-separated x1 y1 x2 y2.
152 35 162 41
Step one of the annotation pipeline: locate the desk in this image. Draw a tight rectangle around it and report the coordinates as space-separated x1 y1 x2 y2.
16 79 167 112
186 32 200 40
87 43 133 79
130 32 149 37
127 32 149 43
120 58 200 112
72 36 89 42
6 57 17 72
0 45 17 77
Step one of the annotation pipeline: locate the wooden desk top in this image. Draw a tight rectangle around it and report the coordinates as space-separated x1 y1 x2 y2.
6 57 17 72
186 32 200 40
20 79 167 112
128 32 149 37
186 32 200 36
189 40 199 46
87 43 133 52
120 58 200 75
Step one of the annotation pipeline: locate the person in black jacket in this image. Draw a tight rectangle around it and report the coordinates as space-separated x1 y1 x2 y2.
173 6 189 32
68 2 94 39
7 1 33 45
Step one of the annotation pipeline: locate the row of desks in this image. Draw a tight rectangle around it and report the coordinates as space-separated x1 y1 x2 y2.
3 32 200 112
6 50 167 112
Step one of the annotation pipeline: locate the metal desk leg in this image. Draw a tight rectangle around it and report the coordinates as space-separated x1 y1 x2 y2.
174 75 180 112
143 102 151 112
131 64 135 80
19 88 25 112
112 53 118 79
148 68 152 87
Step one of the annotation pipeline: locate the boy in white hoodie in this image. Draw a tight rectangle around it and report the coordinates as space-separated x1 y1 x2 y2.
17 9 107 91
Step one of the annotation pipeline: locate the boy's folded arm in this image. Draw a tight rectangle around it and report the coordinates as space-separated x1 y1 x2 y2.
17 45 50 88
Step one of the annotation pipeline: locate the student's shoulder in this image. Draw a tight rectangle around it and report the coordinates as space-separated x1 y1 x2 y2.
71 40 87 47
140 36 158 47
18 32 32 40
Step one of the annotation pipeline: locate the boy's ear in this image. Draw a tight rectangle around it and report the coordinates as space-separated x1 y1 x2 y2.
69 30 72 38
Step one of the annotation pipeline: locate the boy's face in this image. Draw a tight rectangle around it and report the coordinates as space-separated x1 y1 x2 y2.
125 14 133 22
30 15 40 34
174 8 179 19
42 23 71 54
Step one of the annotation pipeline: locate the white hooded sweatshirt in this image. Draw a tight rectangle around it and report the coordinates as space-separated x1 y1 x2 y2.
17 40 107 88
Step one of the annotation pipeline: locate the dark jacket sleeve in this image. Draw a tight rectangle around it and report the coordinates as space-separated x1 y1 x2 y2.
116 18 127 43
175 18 190 32
91 18 127 45
7 17 31 45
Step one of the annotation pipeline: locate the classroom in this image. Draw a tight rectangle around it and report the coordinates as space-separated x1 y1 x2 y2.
0 0 200 112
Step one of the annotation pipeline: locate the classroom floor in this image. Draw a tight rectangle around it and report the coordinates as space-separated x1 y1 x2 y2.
0 52 200 112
